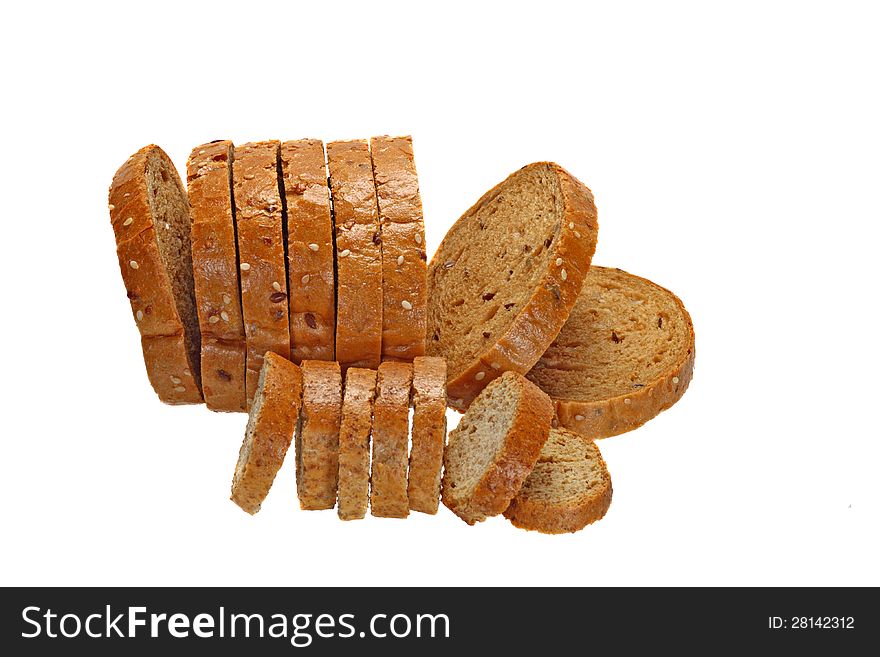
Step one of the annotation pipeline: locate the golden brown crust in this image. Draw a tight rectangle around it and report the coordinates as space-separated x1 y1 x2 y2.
281 140 335 363
230 353 303 514
109 145 202 404
371 136 427 361
296 360 342 510
370 361 413 518
233 141 291 408
337 368 377 520
187 140 246 411
327 140 383 371
408 357 447 514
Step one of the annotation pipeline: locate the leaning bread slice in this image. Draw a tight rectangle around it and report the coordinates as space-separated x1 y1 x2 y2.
441 371 554 525
370 362 413 518
108 145 202 404
526 266 695 439
186 140 246 411
281 139 336 363
426 162 598 411
296 360 343 510
407 356 447 514
230 352 303 514
337 368 377 520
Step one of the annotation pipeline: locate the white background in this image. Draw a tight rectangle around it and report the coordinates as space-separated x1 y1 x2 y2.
1 0 877 587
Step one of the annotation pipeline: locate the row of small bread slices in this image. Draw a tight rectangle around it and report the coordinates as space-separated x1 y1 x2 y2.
230 351 611 533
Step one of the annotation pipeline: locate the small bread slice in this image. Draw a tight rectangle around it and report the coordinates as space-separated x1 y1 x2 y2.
233 141 291 408
504 428 612 533
527 266 695 439
108 145 202 404
337 367 377 520
407 356 447 514
296 360 343 510
186 140 246 412
370 361 413 518
281 139 335 363
230 352 303 514
370 135 427 361
426 162 598 411
441 371 553 525
326 140 383 371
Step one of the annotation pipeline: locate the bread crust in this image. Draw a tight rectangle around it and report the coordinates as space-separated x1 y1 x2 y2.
230 353 303 514
371 135 427 361
408 357 447 514
296 360 342 510
327 140 383 371
281 140 336 363
442 372 554 524
187 140 246 411
427 163 598 411
370 362 413 518
337 368 377 520
109 145 202 404
233 141 291 408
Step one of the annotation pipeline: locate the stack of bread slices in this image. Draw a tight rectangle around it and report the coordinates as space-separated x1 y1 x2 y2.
108 138 694 533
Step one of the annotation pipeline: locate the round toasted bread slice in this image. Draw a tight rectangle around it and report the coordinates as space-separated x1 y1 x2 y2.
230 353 303 515
370 362 413 518
426 162 598 411
503 427 612 534
527 266 695 439
296 360 343 510
407 356 447 514
337 368 378 520
441 371 554 525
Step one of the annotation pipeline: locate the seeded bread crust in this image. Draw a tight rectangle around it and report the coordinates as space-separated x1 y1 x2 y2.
281 140 336 363
233 141 291 408
337 368 377 520
327 140 383 371
370 135 427 361
529 267 695 439
370 361 413 518
187 140 246 412
109 145 202 404
503 428 613 533
442 372 554 525
408 357 447 514
230 353 303 514
296 360 343 510
426 163 598 411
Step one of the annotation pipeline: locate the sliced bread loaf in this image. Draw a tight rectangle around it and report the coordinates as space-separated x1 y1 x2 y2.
370 135 427 361
230 352 303 514
441 371 553 525
186 140 246 412
296 360 343 510
108 145 202 404
407 356 447 514
281 139 336 363
503 427 612 533
337 367 377 520
233 141 291 408
526 266 695 439
326 140 383 371
370 361 413 518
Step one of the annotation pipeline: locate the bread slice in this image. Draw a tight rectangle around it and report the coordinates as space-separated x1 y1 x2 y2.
295 360 343 510
233 141 291 408
326 140 383 371
426 162 598 411
370 361 413 518
186 140 246 412
230 352 303 514
370 135 427 361
337 367 377 520
526 266 695 439
441 371 553 524
281 139 335 363
108 145 202 404
503 427 612 533
407 356 447 514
